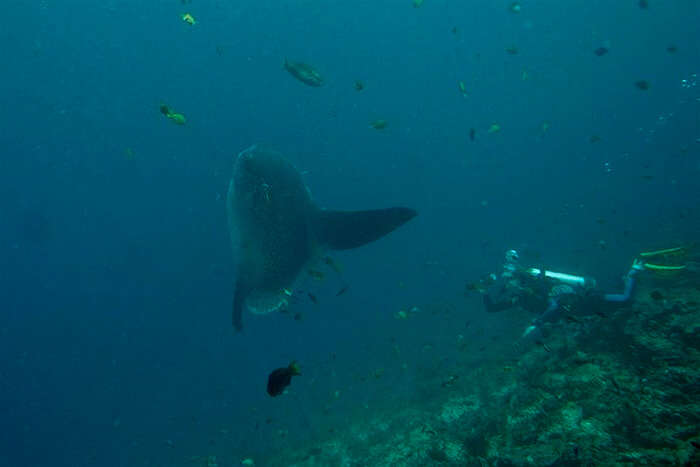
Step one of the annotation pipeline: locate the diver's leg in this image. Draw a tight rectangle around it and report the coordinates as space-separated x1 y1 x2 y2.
603 267 639 303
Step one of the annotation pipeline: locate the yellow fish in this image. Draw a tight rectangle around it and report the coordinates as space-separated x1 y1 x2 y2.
181 13 196 25
458 81 468 97
370 119 388 130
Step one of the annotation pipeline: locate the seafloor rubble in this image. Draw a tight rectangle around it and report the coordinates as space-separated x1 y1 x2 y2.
267 274 700 466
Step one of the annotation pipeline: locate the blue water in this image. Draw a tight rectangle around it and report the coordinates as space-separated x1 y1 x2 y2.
2 1 699 465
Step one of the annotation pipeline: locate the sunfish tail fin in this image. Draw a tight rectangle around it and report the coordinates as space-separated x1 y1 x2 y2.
314 207 417 250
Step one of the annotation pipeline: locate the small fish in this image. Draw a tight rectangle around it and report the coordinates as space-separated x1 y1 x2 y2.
335 286 348 296
441 374 458 387
451 26 458 35
505 46 518 55
267 362 301 397
159 104 186 125
181 13 196 25
666 44 677 53
284 59 324 87
488 123 501 133
638 0 648 9
469 128 476 141
293 312 303 321
307 292 318 304
354 80 364 91
370 119 388 130
589 135 601 143
308 269 325 280
412 0 424 8
535 340 551 352
508 2 521 13
458 81 468 97
635 80 650 90
323 256 342 273
594 47 609 56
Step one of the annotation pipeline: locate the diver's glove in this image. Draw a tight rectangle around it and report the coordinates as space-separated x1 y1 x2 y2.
631 258 644 274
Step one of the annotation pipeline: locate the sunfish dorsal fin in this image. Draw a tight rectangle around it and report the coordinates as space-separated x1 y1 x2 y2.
313 207 417 251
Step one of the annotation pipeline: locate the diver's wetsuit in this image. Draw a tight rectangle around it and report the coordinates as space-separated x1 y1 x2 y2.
527 266 639 334
483 269 549 315
479 254 642 344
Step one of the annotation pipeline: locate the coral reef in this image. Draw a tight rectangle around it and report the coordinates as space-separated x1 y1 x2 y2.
265 279 700 466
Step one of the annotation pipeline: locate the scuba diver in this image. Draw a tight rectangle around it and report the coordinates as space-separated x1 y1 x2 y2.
467 247 688 342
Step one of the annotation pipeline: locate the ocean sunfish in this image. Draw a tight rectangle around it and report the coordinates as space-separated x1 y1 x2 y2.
226 145 417 331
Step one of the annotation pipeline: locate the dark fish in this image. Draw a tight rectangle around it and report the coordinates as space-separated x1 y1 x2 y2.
589 135 601 143
565 315 582 324
535 340 551 352
666 44 678 53
641 175 654 181
267 361 301 397
469 128 476 141
650 290 664 301
594 47 609 56
335 286 348 296
293 312 303 321
354 80 364 91
505 46 519 55
638 0 648 9
635 80 650 90
451 26 458 35
159 104 170 116
307 292 318 304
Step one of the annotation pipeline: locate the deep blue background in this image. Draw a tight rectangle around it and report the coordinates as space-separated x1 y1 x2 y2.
1 1 698 465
